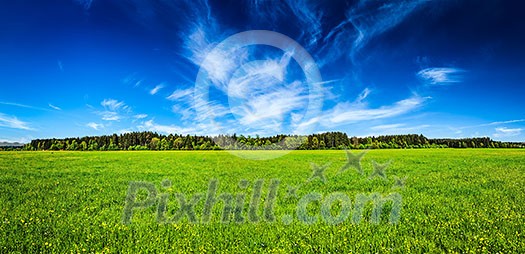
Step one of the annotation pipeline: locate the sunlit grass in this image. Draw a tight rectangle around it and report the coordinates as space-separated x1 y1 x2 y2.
1 149 524 252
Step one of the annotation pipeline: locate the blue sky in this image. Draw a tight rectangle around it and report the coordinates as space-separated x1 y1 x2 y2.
1 0 524 143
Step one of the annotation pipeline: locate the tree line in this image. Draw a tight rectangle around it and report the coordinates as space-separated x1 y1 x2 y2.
15 131 524 151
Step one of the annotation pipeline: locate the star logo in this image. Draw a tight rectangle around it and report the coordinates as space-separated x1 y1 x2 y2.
339 149 367 175
393 176 407 188
308 162 330 183
369 160 390 179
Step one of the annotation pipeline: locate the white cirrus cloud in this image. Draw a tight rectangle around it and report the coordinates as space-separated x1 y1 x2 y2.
86 122 104 130
167 88 194 101
349 1 427 58
183 24 249 91
150 84 165 95
73 0 93 10
227 53 292 99
48 103 62 110
0 113 33 130
171 104 193 120
454 119 525 131
355 88 371 103
0 101 52 112
493 127 522 138
97 99 130 121
323 95 428 126
139 120 195 135
371 123 406 130
486 119 525 126
417 67 465 85
133 114 148 119
319 0 429 65
101 99 126 111
231 81 308 126
98 111 121 121
367 124 430 136
248 0 323 48
193 99 231 122
57 60 64 72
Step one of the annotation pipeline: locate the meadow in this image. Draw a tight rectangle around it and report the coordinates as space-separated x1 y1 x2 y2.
1 149 524 253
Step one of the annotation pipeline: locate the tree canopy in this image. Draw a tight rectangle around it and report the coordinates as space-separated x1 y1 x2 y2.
17 132 524 151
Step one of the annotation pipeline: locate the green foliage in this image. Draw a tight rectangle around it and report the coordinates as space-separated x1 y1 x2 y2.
23 132 524 151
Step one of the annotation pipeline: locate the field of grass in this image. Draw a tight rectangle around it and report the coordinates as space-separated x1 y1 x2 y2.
1 149 524 253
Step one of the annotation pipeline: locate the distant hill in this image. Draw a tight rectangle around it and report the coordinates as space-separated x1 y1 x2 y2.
0 142 24 147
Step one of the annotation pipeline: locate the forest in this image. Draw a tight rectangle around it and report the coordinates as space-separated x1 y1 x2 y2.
14 131 524 151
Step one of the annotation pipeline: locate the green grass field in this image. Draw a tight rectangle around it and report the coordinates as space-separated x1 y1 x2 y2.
1 149 524 253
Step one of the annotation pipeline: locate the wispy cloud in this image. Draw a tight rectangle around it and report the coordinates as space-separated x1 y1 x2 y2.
182 21 317 133
226 53 292 99
184 25 249 89
150 84 165 95
355 88 371 103
320 0 429 64
350 1 427 58
323 95 428 126
139 120 195 135
417 67 465 85
493 127 522 138
103 0 438 137
57 60 64 72
232 81 307 126
48 103 62 111
450 119 525 138
98 111 121 121
248 0 322 48
371 123 406 130
122 73 143 87
284 0 323 47
86 122 104 130
291 92 428 132
167 88 193 101
0 113 33 130
368 123 430 135
92 98 150 128
0 101 52 112
73 0 93 10
193 99 230 122
170 104 192 120
97 99 130 121
133 114 148 119
456 119 525 130
486 119 525 126
168 89 230 123
101 99 126 111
